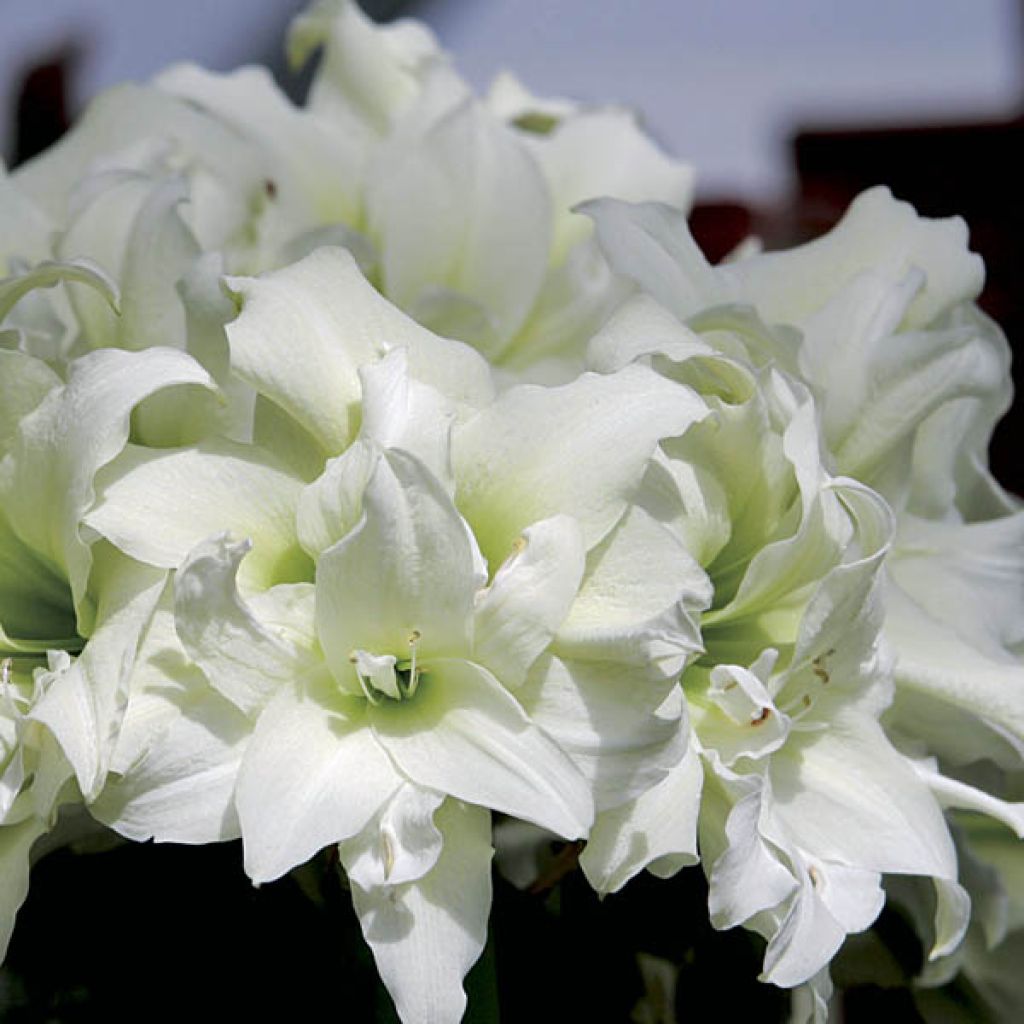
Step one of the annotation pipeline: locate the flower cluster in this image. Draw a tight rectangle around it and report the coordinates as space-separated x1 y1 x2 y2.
2 2 1022 1019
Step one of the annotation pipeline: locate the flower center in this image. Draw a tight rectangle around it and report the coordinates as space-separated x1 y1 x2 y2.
349 631 423 704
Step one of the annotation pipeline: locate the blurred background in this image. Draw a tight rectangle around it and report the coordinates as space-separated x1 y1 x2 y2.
3 0 1021 201
3 1 1020 200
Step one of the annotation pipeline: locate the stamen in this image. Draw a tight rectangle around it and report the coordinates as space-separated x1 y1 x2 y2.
405 630 422 698
348 643 424 703
811 648 836 684
349 649 400 703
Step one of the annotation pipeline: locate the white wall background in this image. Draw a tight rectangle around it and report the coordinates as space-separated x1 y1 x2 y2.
419 0 1023 200
2 0 1021 201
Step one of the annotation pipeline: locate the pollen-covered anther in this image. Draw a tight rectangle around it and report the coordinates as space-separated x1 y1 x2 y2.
402 630 423 699
811 647 836 684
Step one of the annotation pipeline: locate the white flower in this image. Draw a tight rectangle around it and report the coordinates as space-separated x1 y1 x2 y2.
0 337 215 954
75 247 709 1019
575 287 968 991
0 655 72 959
8 0 691 384
585 189 1024 888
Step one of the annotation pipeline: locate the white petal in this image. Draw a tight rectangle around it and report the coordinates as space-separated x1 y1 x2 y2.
833 320 1005 489
13 82 257 223
315 449 477 679
906 306 1014 520
556 504 710 678
784 481 894 695
796 269 916 445
174 535 319 716
707 385 857 625
520 655 686 811
347 798 492 1024
0 166 51 271
339 782 444 890
910 757 1024 838
527 109 693 267
86 439 311 588
225 246 492 455
0 351 59 460
0 346 214 630
296 440 377 559
586 292 714 375
884 578 1024 765
368 70 552 349
54 172 196 361
891 510 1024 665
789 969 834 1024
931 878 971 961
29 547 165 799
580 737 702 894
706 783 798 931
0 816 48 960
453 364 707 566
582 197 727 320
769 711 956 879
93 690 248 844
473 514 585 687
108 176 199 355
808 858 885 934
371 657 593 839
288 0 437 133
498 234 627 382
720 186 983 330
0 257 117 324
694 660 792 767
761 869 847 988
0 503 77 652
358 347 456 489
237 678 401 883
156 62 363 229
90 591 249 844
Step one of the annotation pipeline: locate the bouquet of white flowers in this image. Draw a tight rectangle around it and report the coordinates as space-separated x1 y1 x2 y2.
2 2 1022 1020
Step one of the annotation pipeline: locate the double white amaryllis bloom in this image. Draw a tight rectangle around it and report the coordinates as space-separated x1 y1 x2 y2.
568 291 964 1011
2 0 1023 1019
0 339 215 954
65 247 708 1020
7 0 690 384
582 187 1024 1007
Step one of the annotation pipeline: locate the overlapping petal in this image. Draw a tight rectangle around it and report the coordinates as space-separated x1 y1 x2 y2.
237 676 401 883
453 364 707 565
370 657 593 839
345 798 492 1024
0 346 215 630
